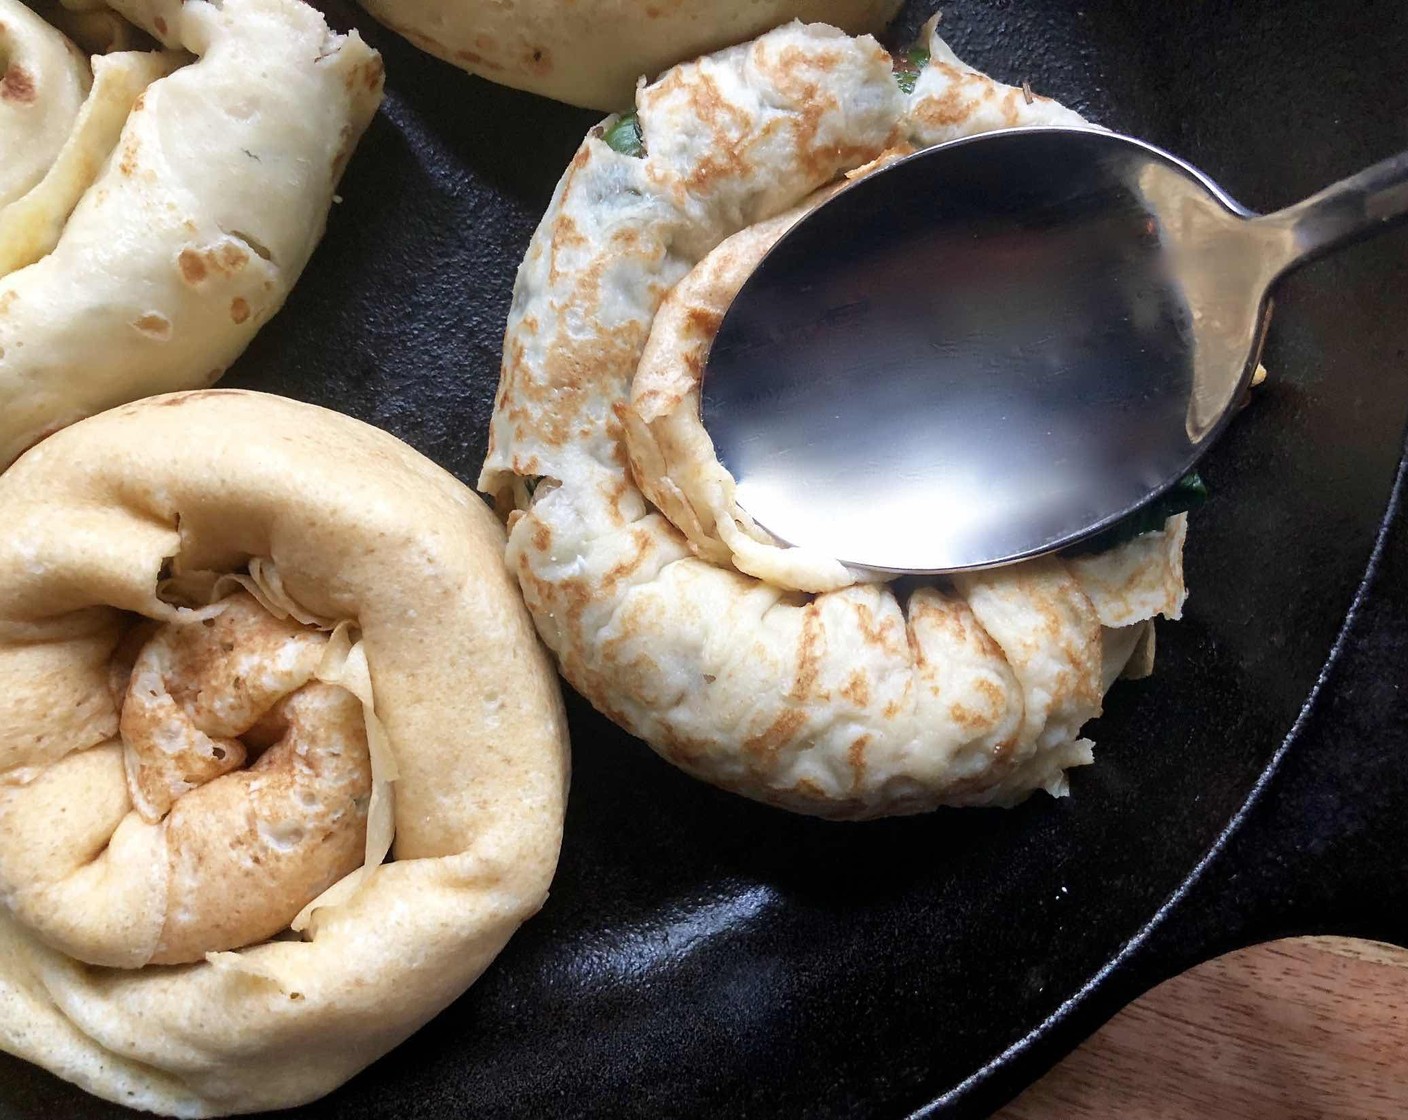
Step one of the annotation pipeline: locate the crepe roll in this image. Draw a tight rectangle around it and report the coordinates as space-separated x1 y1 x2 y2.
357 0 901 110
0 0 383 468
0 390 569 1115
481 20 1186 819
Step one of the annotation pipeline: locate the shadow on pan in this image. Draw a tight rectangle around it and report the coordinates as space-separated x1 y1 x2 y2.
3 0 1406 1117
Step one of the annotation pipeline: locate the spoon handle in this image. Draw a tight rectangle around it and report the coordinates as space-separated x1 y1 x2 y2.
1255 148 1408 276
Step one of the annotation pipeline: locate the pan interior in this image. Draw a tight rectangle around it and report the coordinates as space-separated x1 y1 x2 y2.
2 0 1405 1116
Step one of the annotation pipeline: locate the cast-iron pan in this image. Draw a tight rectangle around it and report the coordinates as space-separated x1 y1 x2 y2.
4 0 1407 1116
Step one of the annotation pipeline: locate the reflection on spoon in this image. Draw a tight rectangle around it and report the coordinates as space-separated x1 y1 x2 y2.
702 129 1408 573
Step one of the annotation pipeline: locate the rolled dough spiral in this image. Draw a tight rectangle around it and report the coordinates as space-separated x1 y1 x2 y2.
0 390 569 1116
481 21 1187 819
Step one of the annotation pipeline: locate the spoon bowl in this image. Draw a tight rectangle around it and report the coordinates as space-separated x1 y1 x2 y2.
701 127 1408 572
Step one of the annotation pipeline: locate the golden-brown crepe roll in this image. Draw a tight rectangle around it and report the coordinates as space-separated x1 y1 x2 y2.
357 0 902 109
0 389 570 1116
480 20 1188 819
0 0 383 468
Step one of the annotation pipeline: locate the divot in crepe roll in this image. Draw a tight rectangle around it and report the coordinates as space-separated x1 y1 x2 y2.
0 0 383 468
481 20 1190 820
0 389 569 1116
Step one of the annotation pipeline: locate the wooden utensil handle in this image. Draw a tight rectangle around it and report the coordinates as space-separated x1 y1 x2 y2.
998 937 1408 1119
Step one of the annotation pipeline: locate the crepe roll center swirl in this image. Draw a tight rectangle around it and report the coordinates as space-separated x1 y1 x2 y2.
0 590 374 968
111 592 372 964
118 593 326 819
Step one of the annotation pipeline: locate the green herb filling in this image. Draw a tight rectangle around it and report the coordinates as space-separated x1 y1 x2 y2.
893 46 931 94
603 111 645 157
1068 472 1208 554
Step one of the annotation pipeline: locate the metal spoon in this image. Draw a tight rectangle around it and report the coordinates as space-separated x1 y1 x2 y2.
700 128 1408 573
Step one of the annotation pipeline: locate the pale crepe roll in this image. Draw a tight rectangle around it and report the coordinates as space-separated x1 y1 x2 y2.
0 0 383 468
0 390 569 1116
481 20 1187 820
357 0 901 110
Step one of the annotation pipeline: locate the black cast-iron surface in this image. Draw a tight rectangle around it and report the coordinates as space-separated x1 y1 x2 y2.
2 1 1406 1117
